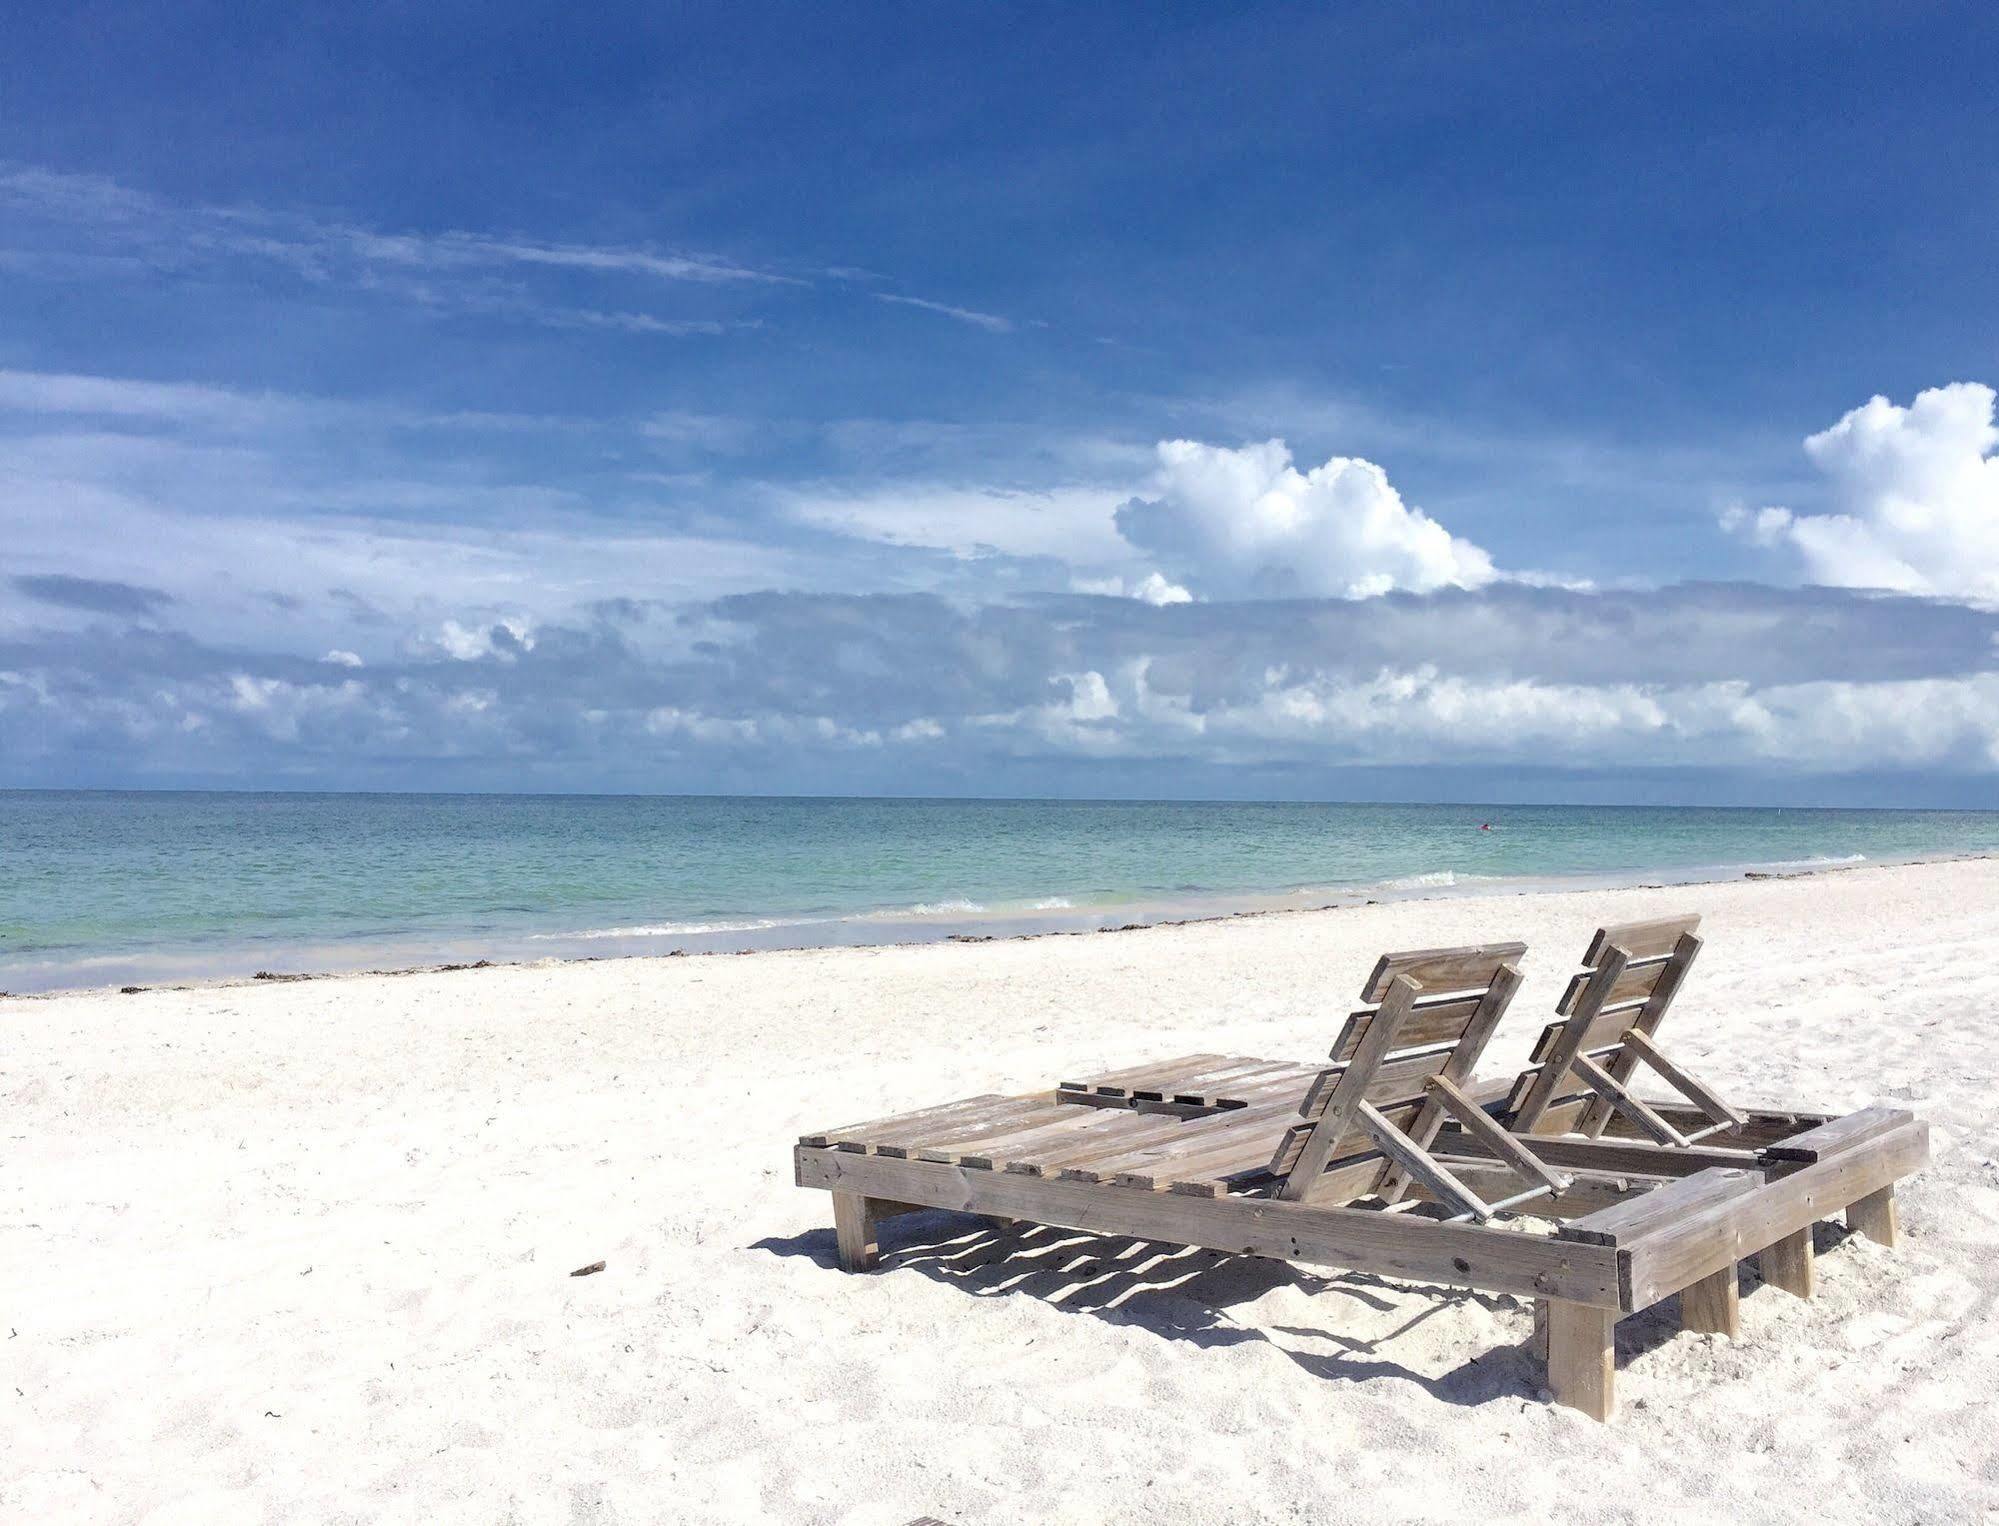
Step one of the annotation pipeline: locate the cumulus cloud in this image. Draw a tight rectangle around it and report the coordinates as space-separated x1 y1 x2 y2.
1070 572 1193 605
1727 382 1999 599
1115 439 1498 600
426 618 536 662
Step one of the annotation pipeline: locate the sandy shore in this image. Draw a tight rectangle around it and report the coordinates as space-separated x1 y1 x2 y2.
6 858 1998 1523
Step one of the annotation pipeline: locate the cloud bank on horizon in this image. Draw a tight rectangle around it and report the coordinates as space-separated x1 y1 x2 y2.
6 347 1999 798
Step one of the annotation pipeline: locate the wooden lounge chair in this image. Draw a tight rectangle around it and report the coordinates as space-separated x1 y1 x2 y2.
1440 913 1929 1414
1502 912 1743 1146
794 927 1928 1421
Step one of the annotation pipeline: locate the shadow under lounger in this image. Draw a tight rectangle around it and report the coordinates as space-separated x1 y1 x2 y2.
793 929 1929 1421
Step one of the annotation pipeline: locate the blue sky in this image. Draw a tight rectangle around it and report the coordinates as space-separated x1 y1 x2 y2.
4 3 1999 801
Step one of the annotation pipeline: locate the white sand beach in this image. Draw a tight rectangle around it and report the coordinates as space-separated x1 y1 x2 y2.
6 858 1998 1524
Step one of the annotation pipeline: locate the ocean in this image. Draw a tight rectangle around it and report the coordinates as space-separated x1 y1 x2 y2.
2 790 1994 993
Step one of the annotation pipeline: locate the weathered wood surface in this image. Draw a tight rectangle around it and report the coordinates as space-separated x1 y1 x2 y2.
1849 1186 1899 1246
1556 958 1668 1016
1511 946 1631 1132
832 1191 879 1272
1332 993 1486 1062
1355 1099 1489 1219
1424 1161 1650 1220
1575 931 1704 1138
1438 1127 1757 1178
1546 1300 1616 1421
1680 1263 1741 1337
1559 1166 1763 1250
1619 1029 1747 1129
796 1144 1625 1305
1278 975 1422 1198
1763 1106 1914 1167
1586 1122 1929 1310
1376 962 1525 1203
1426 1073 1568 1193
1760 1226 1814 1298
1583 913 1702 964
800 1093 1015 1149
1569 1053 1691 1146
1056 1053 1227 1096
1360 941 1529 1002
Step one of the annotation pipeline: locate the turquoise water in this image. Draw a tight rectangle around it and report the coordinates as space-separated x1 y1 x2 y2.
2 790 1995 992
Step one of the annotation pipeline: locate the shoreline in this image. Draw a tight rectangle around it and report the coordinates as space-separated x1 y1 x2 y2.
7 846 1987 1001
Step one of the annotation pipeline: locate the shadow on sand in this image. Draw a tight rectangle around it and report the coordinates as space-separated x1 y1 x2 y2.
751 1206 1743 1410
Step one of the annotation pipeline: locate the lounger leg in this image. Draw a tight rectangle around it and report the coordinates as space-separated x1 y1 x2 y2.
1760 1228 1815 1299
832 1190 879 1272
1546 1301 1616 1421
1848 1186 1899 1247
1681 1263 1741 1337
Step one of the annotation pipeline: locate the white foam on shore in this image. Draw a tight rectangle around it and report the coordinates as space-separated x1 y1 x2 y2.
544 918 795 939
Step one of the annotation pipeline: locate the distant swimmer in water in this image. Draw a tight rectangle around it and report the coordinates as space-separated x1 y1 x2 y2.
1479 822 1494 831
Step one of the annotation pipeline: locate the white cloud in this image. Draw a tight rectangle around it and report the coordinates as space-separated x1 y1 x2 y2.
1728 382 1999 599
873 293 1016 333
1071 571 1194 605
322 649 364 668
429 618 536 662
1075 662 1999 771
1116 439 1498 599
782 483 1133 564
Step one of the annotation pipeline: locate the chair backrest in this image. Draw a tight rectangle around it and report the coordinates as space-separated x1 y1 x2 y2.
1271 942 1528 1202
1504 913 1704 1137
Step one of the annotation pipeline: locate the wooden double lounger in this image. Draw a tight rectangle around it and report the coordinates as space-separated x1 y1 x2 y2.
794 915 1928 1419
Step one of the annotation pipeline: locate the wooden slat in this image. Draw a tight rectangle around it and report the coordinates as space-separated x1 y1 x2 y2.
1355 1100 1489 1219
1576 932 1704 1139
1056 1053 1227 1094
1018 1107 1251 1177
1266 1100 1426 1188
1094 1102 1308 1190
1442 1129 1758 1178
1510 946 1631 1133
1425 1074 1568 1193
1018 1095 1299 1179
817 1094 1030 1152
893 1101 1101 1165
1062 1055 1261 1103
1619 1030 1746 1129
1331 993 1486 1062
1569 1053 1690 1146
795 1144 1626 1306
1296 1045 1461 1120
1161 1059 1317 1106
801 1092 1013 1148
1159 1103 1423 1197
1361 941 1528 1002
1556 958 1668 1016
1583 913 1701 964
1375 961 1525 1203
1278 976 1420 1197
1762 1106 1914 1167
1421 1161 1650 1220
